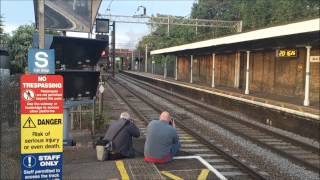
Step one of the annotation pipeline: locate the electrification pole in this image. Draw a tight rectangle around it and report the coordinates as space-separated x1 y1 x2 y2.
112 22 115 78
38 0 45 49
145 44 148 72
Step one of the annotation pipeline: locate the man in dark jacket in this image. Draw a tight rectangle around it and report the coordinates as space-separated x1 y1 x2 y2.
103 112 140 159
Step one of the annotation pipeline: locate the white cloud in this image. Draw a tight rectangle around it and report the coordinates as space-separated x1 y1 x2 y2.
66 30 148 49
66 32 93 38
2 24 148 50
115 31 148 49
3 24 19 35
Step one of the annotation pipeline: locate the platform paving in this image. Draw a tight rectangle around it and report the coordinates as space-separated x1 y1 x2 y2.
62 129 219 180
63 130 121 180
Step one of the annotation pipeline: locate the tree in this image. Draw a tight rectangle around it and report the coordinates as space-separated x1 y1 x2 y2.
137 14 198 52
191 0 320 32
0 15 9 47
8 24 35 73
6 23 61 74
137 0 319 62
0 15 4 34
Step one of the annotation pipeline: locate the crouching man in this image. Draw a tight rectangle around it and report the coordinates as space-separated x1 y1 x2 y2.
144 111 180 163
103 112 140 159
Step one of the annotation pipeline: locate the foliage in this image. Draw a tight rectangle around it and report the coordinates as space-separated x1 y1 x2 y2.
138 0 320 56
137 15 199 63
191 0 320 31
0 15 10 47
5 22 61 74
0 15 4 35
7 24 36 73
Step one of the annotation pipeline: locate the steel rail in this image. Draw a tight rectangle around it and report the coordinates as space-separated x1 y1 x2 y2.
119 73 320 173
107 77 268 180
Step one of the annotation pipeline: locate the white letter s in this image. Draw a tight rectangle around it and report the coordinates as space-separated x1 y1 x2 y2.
35 52 48 68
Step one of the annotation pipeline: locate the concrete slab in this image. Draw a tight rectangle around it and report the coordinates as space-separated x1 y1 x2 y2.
63 161 120 180
62 129 225 180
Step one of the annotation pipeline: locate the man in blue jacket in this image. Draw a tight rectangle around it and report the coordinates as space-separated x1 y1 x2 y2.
144 111 180 163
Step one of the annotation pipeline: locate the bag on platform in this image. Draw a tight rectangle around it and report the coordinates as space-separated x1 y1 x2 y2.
96 120 129 161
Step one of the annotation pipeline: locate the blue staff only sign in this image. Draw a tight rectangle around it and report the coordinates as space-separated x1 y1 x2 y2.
21 153 63 179
28 48 55 74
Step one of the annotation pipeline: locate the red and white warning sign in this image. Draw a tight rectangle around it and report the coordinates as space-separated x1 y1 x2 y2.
20 75 63 114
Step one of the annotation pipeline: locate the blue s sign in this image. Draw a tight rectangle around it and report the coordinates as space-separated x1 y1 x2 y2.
28 48 55 74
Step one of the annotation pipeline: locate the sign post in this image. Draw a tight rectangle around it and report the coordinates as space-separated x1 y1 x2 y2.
20 75 63 179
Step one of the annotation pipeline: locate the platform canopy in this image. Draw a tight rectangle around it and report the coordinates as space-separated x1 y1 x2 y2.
34 0 102 33
151 18 320 55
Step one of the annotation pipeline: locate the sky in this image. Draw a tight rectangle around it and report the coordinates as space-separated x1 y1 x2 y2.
1 0 196 49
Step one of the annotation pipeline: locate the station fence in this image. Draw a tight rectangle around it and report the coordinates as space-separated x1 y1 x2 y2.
0 73 21 179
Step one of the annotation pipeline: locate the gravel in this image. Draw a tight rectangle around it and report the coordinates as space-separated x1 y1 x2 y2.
118 76 320 180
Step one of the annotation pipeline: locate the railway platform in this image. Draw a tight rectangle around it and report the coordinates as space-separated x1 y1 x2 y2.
63 129 224 180
121 70 319 140
123 71 319 117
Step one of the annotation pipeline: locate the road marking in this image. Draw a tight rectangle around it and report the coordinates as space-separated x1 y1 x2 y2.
115 160 130 180
161 171 183 180
197 169 209 180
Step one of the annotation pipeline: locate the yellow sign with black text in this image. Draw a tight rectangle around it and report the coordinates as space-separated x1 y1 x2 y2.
21 114 63 154
277 49 298 58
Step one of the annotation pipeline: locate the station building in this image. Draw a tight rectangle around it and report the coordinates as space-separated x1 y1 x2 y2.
150 18 320 108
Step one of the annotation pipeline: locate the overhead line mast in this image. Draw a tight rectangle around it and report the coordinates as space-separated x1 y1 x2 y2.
97 14 242 35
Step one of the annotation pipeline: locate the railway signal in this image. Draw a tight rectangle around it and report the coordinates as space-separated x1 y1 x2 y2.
50 35 108 145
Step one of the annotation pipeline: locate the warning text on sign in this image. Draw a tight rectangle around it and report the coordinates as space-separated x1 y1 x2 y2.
21 114 63 154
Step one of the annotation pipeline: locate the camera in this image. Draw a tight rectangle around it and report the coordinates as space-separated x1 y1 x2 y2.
169 119 174 126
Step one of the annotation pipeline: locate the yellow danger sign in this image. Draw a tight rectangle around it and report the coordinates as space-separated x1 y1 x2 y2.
21 114 63 154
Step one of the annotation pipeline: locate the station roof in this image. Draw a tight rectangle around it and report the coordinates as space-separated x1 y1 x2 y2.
151 18 320 55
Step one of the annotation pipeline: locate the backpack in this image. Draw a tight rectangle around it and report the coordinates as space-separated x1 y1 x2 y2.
97 120 129 160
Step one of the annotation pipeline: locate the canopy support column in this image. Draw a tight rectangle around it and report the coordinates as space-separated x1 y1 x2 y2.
303 46 312 106
164 59 167 79
190 55 193 83
212 53 215 88
175 56 178 80
245 51 250 95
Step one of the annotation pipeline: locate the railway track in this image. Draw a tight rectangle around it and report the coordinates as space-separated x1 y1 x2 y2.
117 73 320 174
107 78 268 180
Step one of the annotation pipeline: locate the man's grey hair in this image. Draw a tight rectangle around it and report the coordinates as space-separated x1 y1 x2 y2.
120 112 130 120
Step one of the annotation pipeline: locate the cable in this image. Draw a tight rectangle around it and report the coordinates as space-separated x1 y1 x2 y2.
105 0 114 13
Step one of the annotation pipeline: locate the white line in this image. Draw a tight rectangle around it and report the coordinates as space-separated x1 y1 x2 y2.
173 156 227 180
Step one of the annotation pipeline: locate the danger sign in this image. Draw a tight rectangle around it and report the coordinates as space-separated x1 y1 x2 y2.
21 114 63 154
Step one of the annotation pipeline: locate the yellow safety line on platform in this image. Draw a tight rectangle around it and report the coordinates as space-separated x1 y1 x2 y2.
197 169 209 180
179 139 197 142
180 136 194 140
115 160 130 180
161 171 183 180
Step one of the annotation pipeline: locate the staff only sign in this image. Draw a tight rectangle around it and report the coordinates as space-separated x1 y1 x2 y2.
20 75 63 179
